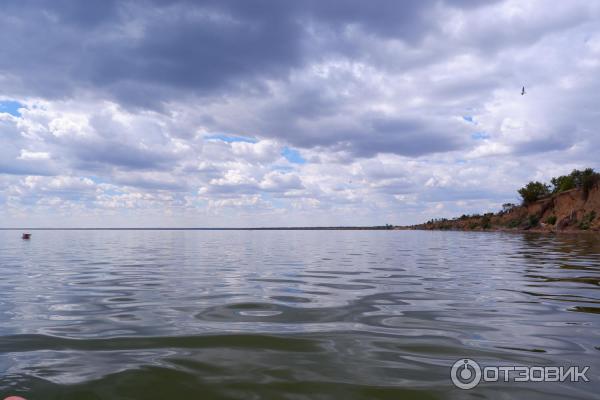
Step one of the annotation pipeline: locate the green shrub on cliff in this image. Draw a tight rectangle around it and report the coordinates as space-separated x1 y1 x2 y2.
578 211 597 230
551 174 576 193
545 215 557 225
528 215 540 228
481 215 492 229
506 218 522 228
518 181 550 204
579 169 600 199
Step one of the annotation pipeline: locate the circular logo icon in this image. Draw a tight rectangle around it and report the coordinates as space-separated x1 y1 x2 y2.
451 358 482 389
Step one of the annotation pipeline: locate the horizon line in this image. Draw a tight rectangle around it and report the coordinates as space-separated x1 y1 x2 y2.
0 226 397 231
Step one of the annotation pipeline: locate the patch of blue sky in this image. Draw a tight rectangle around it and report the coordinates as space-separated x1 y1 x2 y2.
87 176 105 184
0 100 24 117
281 147 306 164
463 115 477 125
205 134 257 143
471 132 490 140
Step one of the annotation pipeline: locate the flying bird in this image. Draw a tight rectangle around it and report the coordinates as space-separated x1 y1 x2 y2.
521 86 526 95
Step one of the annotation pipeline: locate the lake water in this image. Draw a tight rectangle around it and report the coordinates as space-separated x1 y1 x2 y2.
0 230 598 399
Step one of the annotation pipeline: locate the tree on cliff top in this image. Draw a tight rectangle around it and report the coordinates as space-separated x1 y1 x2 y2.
574 168 600 199
551 168 600 198
550 174 576 193
518 181 550 205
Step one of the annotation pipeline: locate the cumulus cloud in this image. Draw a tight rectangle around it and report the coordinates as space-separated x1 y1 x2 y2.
0 0 599 226
18 150 51 161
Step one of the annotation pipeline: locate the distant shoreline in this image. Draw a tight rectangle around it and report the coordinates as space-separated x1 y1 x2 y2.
0 226 396 231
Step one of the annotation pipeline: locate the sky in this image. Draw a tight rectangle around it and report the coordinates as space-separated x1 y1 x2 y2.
1 0 599 227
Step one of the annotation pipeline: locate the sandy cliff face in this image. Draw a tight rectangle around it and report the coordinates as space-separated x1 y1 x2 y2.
409 184 600 232
522 184 600 231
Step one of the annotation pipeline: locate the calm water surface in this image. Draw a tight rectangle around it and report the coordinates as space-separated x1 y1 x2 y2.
0 230 599 399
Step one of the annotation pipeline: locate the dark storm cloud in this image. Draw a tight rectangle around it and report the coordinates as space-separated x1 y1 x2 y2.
0 163 55 177
2 0 119 27
512 134 577 155
304 116 467 158
80 2 301 104
0 0 489 105
217 108 471 158
112 175 189 191
361 116 468 157
71 140 179 171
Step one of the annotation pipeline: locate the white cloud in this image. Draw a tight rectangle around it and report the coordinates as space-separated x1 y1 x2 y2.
18 149 51 160
231 140 281 163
